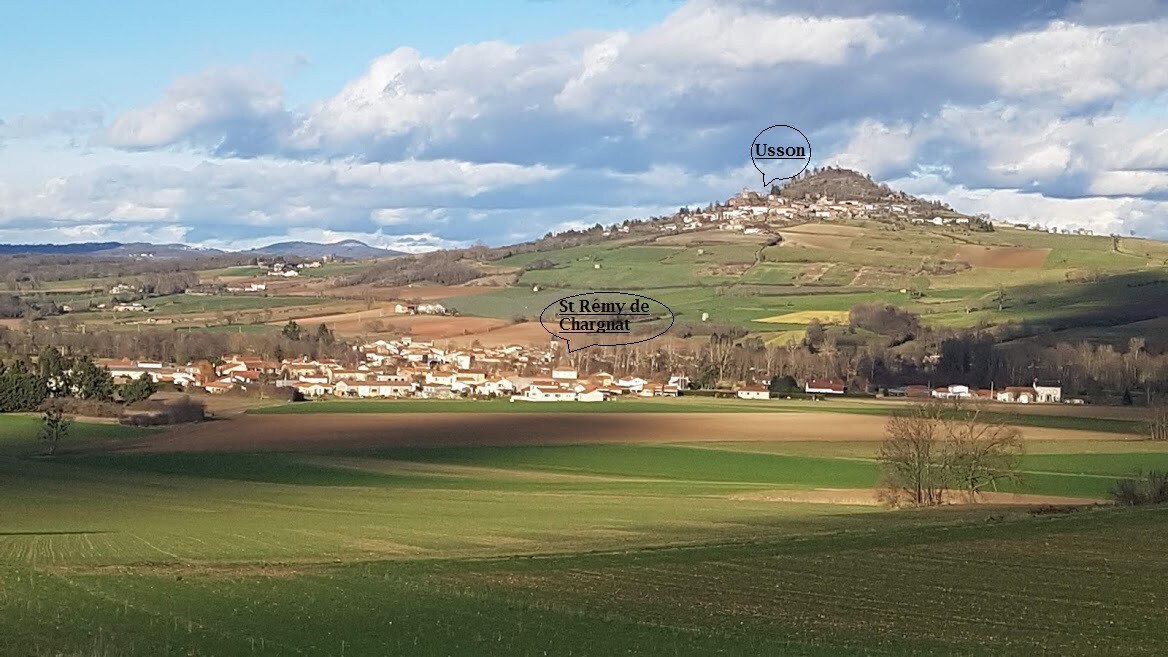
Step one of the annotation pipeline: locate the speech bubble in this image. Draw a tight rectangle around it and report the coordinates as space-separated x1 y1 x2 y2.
751 124 811 187
540 291 675 353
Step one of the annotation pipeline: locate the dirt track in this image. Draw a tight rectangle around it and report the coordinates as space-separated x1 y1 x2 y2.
134 412 1124 453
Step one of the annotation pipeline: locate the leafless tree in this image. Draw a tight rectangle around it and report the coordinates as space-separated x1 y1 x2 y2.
1148 405 1168 442
942 405 1024 501
878 402 1023 506
878 403 947 506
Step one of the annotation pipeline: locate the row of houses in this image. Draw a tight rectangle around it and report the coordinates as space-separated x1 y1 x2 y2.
736 379 1065 404
887 381 1063 404
737 378 847 399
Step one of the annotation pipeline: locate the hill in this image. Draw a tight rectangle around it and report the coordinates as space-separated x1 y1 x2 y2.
0 239 402 259
0 242 223 257
775 166 908 203
425 169 1168 350
246 239 404 258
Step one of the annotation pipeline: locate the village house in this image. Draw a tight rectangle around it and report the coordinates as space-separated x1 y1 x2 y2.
328 368 369 383
294 381 332 398
616 376 646 393
204 381 235 394
477 375 518 397
418 383 455 399
552 366 578 381
575 386 607 403
515 385 577 402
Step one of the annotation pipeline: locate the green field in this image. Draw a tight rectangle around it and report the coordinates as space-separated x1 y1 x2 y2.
4 405 1168 654
144 293 320 314
0 414 154 447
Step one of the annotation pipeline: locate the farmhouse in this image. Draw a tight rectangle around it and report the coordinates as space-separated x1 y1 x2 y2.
804 379 846 395
1034 381 1063 403
998 386 1035 404
932 384 972 400
737 384 770 400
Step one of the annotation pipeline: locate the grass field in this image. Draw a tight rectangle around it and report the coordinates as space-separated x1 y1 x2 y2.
3 407 1168 654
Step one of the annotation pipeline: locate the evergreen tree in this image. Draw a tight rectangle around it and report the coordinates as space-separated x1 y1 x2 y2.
0 360 48 412
38 345 71 396
315 323 334 343
119 376 157 404
282 320 302 341
72 356 114 401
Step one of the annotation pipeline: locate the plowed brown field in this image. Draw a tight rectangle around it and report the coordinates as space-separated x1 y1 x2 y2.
956 245 1049 268
133 412 1121 453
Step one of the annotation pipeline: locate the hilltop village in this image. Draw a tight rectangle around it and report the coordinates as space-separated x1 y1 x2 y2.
634 168 1094 237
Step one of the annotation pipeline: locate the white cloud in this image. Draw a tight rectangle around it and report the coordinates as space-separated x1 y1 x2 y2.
970 20 1168 104
3 0 1168 247
102 67 287 151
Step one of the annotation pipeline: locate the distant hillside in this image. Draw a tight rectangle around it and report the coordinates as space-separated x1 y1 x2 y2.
0 239 402 259
246 240 404 259
99 243 227 257
0 242 124 256
0 242 224 257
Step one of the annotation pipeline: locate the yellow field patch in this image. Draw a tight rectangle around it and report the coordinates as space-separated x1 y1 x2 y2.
757 310 850 324
763 329 806 345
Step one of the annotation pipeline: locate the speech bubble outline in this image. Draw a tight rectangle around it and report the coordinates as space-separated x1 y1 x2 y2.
539 291 675 353
750 124 812 187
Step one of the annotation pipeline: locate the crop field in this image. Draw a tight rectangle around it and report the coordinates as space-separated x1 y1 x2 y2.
757 309 852 324
2 405 1168 655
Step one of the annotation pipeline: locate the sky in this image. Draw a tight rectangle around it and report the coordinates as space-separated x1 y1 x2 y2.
1 0 1167 252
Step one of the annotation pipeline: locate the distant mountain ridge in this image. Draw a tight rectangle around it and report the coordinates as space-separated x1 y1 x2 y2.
245 240 404 258
0 239 402 259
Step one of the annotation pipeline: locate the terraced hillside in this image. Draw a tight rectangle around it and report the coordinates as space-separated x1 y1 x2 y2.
442 220 1168 348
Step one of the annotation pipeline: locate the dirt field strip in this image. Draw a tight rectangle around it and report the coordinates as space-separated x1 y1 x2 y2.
955 245 1050 268
730 488 1101 506
275 310 511 339
444 321 555 347
779 232 855 250
303 456 671 484
131 412 1129 453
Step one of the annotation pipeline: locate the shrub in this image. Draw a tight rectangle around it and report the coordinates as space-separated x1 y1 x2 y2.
120 396 207 426
1109 471 1168 505
39 397 122 418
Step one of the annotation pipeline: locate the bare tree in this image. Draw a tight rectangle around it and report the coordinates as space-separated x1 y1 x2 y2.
878 403 947 506
942 405 1024 501
1148 405 1168 442
39 403 72 455
879 402 1023 506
